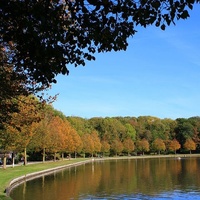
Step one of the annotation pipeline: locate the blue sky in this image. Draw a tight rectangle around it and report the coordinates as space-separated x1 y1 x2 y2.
50 5 200 120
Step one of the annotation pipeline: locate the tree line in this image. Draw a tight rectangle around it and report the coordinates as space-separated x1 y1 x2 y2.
1 95 200 169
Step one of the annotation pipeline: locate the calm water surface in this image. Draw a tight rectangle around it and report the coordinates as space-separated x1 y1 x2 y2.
10 157 200 200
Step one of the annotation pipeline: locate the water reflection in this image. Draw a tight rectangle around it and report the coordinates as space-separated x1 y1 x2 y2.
10 157 200 200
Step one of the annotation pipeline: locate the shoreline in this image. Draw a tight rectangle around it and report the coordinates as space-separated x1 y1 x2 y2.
6 159 92 196
5 154 200 199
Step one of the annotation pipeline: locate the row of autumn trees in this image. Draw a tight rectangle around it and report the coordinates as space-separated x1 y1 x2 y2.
1 95 200 168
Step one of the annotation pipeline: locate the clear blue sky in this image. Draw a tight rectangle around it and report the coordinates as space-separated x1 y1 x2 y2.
50 5 200 120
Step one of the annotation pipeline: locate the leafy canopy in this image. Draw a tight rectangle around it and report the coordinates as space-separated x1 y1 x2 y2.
0 0 198 88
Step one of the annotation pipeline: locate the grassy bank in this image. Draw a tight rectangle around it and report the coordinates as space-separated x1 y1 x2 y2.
0 158 90 200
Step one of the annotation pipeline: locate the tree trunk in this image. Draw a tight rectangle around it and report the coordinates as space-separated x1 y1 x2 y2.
61 152 64 160
3 154 7 169
54 152 56 161
42 148 46 163
24 147 27 165
12 153 15 168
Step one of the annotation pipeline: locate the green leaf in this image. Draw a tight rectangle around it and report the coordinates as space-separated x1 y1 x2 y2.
188 3 193 10
161 24 166 30
181 10 189 19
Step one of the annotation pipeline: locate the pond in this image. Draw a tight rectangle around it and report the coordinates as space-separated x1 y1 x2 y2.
10 157 200 200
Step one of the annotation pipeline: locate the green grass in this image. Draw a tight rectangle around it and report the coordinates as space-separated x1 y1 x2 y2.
0 158 90 200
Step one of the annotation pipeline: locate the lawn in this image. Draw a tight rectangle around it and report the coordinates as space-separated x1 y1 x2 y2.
0 158 90 200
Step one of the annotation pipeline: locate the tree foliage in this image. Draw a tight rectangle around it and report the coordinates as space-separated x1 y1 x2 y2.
1 0 199 138
91 131 102 154
0 0 198 88
101 140 110 156
1 95 41 167
168 139 181 154
111 139 124 156
184 138 196 154
0 46 29 127
2 98 200 163
152 138 166 154
82 133 94 156
136 138 150 155
123 138 135 155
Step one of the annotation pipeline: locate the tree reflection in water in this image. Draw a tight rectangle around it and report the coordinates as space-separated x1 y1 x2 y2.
10 157 200 200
